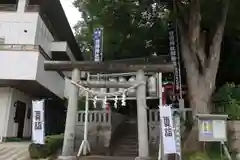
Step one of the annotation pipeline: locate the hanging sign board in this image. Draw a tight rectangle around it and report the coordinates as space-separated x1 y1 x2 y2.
168 22 181 91
32 100 45 145
93 28 103 62
159 105 177 154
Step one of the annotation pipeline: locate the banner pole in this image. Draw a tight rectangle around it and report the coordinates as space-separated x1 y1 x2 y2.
158 72 163 160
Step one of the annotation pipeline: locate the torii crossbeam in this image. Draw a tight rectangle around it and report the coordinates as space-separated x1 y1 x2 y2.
44 56 174 72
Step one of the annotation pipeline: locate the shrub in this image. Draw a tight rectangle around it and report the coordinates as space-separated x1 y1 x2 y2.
28 134 63 159
184 151 210 160
189 152 210 160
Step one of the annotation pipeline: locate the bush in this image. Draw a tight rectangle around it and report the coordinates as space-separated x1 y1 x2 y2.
28 134 64 159
184 152 210 160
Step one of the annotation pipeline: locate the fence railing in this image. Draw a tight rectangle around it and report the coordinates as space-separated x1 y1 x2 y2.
76 110 111 125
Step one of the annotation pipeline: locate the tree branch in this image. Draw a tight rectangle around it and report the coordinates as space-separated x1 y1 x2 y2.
188 0 201 46
176 0 200 71
206 0 230 79
187 0 208 72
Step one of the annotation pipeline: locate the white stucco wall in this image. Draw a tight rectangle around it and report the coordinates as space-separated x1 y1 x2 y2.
0 12 38 44
0 50 65 98
0 50 38 80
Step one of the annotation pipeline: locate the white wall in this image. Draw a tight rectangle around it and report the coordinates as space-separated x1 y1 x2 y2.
36 53 65 98
0 50 38 80
6 88 32 137
0 50 65 98
0 12 38 44
0 11 54 58
0 88 13 140
34 16 54 58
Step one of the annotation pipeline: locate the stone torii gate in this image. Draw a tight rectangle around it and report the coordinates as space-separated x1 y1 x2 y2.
44 56 174 160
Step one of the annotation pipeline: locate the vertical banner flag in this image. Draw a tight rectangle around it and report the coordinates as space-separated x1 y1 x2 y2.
93 28 103 62
159 105 177 155
173 113 182 157
168 22 181 91
32 100 45 145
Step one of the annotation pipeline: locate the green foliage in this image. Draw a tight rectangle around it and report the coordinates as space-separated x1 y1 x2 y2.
28 134 63 159
184 149 229 160
188 152 210 160
214 83 240 120
73 0 170 60
184 151 210 160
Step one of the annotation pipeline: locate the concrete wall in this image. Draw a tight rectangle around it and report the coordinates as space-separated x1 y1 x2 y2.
35 53 65 98
34 16 54 58
0 50 65 98
0 12 38 44
0 50 38 80
0 87 32 140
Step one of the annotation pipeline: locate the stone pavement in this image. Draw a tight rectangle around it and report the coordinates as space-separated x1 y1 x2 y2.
0 142 30 160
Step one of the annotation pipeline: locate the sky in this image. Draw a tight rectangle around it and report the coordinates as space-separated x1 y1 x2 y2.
60 0 82 32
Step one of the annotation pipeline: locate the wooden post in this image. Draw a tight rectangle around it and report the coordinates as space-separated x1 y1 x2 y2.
136 70 149 159
61 68 80 157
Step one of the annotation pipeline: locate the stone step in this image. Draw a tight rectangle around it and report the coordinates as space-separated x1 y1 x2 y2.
115 145 138 149
117 142 137 146
114 151 138 157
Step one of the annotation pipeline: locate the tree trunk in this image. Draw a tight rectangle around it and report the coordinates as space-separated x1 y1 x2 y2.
177 0 230 152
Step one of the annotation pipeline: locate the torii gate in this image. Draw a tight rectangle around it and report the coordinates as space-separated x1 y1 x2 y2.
44 56 174 160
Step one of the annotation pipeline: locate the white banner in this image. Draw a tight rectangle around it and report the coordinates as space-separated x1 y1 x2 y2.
32 100 45 145
159 105 177 155
173 114 181 157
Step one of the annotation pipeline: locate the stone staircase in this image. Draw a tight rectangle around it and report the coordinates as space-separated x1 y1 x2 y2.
0 142 30 160
112 119 138 157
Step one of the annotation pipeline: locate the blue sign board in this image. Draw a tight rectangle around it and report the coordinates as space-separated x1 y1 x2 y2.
93 28 103 62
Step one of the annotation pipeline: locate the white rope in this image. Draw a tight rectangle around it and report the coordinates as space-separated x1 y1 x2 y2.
70 79 145 97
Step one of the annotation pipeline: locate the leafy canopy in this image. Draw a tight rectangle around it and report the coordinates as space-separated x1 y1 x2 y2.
73 0 170 60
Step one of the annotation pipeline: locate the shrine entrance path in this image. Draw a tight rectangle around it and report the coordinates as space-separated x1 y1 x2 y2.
0 142 30 160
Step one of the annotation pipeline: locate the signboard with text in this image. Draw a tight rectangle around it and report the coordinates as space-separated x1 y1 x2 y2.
168 22 181 91
32 100 45 144
197 114 227 142
93 28 103 62
159 105 177 155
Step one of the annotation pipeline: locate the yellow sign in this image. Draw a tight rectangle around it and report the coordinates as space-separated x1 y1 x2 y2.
201 120 213 135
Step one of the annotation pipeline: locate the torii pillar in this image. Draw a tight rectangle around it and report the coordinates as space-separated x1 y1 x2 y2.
61 68 80 157
136 70 150 160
